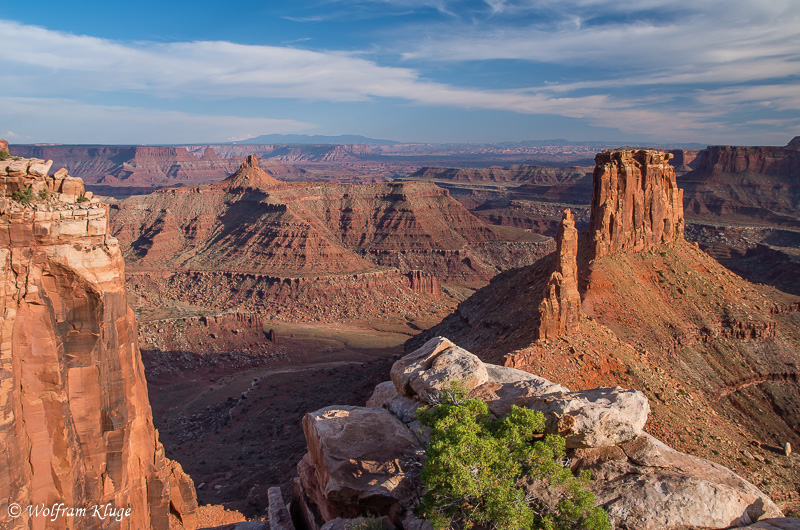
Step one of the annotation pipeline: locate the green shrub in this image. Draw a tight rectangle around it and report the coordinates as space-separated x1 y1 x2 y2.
38 189 50 201
0 150 9 161
417 384 610 530
12 185 34 205
76 194 90 203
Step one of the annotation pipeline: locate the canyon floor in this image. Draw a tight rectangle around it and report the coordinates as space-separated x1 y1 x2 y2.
141 314 446 518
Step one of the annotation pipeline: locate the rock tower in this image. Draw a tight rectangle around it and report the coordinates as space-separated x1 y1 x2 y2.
537 209 581 340
589 149 684 258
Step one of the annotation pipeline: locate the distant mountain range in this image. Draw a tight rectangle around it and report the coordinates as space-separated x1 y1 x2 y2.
233 134 401 146
232 134 707 150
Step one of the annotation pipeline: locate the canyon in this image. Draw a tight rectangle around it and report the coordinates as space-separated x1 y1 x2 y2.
103 154 550 514
3 137 800 528
7 140 638 197
108 154 550 323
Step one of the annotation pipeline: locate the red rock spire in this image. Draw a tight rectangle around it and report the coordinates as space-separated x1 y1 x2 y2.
537 208 581 340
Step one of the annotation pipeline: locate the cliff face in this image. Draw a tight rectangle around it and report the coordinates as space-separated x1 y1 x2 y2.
191 143 375 162
697 139 800 176
8 145 243 189
680 138 800 227
0 154 197 529
589 149 684 258
409 165 593 184
668 149 702 175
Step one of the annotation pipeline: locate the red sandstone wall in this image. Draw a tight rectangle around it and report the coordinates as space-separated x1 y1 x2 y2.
0 159 197 529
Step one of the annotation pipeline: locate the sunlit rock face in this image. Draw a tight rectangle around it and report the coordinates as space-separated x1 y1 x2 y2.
589 149 684 258
0 153 197 529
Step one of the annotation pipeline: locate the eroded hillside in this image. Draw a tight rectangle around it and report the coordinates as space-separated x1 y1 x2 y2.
109 155 551 322
411 148 800 512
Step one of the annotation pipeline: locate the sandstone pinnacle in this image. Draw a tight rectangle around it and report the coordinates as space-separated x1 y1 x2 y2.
537 208 581 340
217 153 282 190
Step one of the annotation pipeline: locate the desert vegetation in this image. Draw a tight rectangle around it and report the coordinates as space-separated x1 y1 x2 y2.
418 384 610 530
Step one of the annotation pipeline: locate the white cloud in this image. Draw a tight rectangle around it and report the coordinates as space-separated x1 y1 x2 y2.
0 97 315 144
0 7 797 145
0 18 723 140
398 0 800 87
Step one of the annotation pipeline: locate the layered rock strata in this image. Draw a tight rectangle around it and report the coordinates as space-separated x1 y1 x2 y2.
295 337 783 529
406 270 442 296
681 137 800 228
697 138 800 176
590 149 684 258
109 158 546 320
8 145 245 189
0 153 197 529
537 208 581 340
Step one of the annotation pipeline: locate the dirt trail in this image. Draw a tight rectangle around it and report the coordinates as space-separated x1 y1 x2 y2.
719 372 800 396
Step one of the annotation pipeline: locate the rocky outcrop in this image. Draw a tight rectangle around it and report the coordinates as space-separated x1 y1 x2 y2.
668 149 703 175
0 139 8 152
216 155 281 191
1 155 85 203
681 138 800 228
589 149 684 258
109 177 547 321
537 208 580 340
298 406 422 524
405 145 800 513
697 139 800 176
408 165 593 184
201 147 221 161
295 336 782 529
573 434 784 529
0 155 197 529
8 144 244 190
406 270 441 296
267 487 294 530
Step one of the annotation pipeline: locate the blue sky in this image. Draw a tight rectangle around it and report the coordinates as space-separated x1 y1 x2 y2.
1 0 799 145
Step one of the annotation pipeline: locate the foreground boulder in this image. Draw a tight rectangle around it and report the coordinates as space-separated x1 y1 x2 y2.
391 337 489 399
532 387 650 448
299 406 422 524
573 434 783 529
